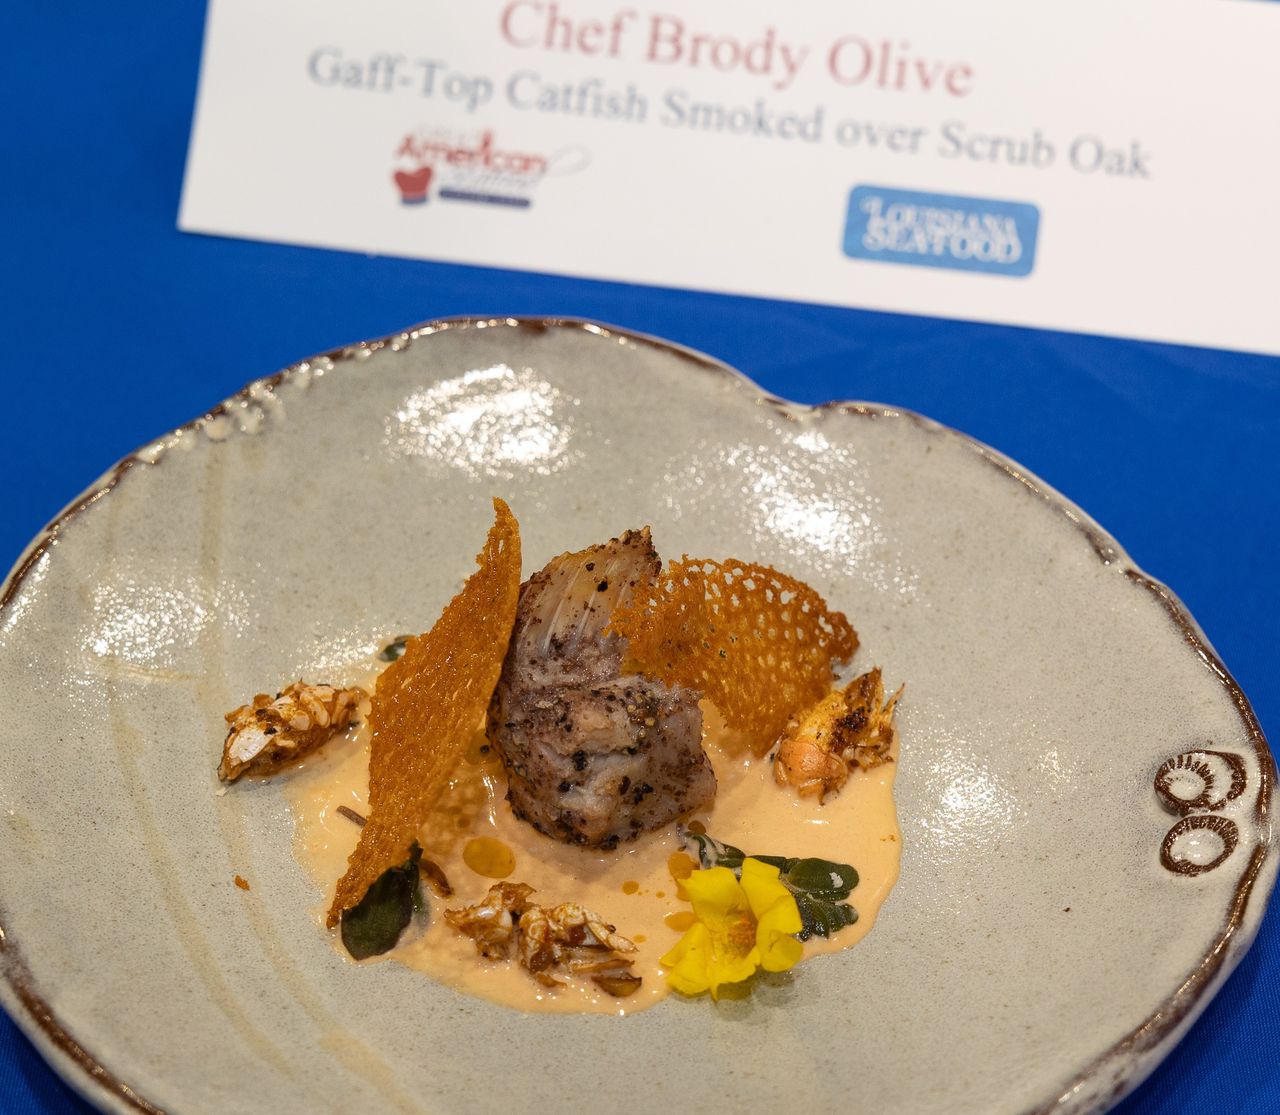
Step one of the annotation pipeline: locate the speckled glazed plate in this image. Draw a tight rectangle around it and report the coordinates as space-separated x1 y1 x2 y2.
0 318 1273 1115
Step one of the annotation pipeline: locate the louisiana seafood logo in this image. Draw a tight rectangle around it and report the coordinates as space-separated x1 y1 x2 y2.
392 128 583 209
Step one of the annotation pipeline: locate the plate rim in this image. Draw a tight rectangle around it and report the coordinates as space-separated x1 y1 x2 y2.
0 314 1273 1115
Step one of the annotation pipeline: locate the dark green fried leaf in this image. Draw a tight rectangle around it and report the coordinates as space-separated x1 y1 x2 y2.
339 843 424 960
378 636 412 662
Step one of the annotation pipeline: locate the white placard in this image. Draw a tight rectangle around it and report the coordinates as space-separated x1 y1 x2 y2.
180 0 1280 355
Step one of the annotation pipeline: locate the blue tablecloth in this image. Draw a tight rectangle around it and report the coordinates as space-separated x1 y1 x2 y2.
3 4 1278 1112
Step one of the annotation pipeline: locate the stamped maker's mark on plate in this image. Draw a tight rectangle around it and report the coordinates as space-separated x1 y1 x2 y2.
1155 749 1246 876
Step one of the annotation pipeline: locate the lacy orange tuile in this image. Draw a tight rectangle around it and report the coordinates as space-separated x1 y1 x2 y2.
609 557 857 754
326 498 522 926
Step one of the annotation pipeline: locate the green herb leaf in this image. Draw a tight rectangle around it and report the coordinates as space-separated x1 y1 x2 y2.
378 636 412 662
686 831 745 872
760 856 859 902
683 832 860 942
758 854 860 941
340 843 424 960
792 891 859 939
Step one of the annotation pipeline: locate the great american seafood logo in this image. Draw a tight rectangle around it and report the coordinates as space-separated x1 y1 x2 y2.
392 128 587 209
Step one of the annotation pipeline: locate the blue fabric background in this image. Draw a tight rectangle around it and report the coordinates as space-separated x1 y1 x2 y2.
2 3 1277 1112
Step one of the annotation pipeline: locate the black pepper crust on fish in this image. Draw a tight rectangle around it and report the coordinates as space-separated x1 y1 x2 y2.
488 528 716 849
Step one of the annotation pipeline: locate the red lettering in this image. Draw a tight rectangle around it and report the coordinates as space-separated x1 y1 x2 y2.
400 130 544 178
543 3 572 51
648 15 684 63
892 53 908 90
607 11 635 57
576 20 604 53
913 58 945 91
829 36 973 96
709 37 741 70
506 153 547 175
828 35 873 86
499 1 540 48
686 32 707 66
874 41 894 88
945 64 973 96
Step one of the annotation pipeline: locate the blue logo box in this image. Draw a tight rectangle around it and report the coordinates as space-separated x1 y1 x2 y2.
843 185 1039 278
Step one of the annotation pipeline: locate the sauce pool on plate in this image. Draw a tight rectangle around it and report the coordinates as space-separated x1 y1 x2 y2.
284 702 901 1015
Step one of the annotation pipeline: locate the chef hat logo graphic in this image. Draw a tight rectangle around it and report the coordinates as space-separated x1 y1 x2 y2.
394 167 432 205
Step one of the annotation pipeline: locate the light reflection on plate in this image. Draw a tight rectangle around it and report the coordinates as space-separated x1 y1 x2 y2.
386 363 579 478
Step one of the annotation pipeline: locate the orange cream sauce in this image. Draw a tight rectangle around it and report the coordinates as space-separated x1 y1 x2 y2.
284 704 901 1016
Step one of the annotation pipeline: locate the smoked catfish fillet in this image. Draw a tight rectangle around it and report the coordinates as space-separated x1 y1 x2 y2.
488 528 716 849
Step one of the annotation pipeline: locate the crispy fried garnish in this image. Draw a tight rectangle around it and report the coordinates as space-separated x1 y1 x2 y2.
218 681 366 782
446 883 640 994
608 557 858 753
326 499 521 926
774 667 902 800
444 882 535 959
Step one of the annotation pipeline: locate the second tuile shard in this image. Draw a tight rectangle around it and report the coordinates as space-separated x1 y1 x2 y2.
608 556 858 754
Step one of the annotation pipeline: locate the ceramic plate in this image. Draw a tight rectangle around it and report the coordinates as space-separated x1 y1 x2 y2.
0 318 1273 1115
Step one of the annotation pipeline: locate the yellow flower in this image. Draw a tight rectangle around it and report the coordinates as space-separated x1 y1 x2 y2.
660 857 804 998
